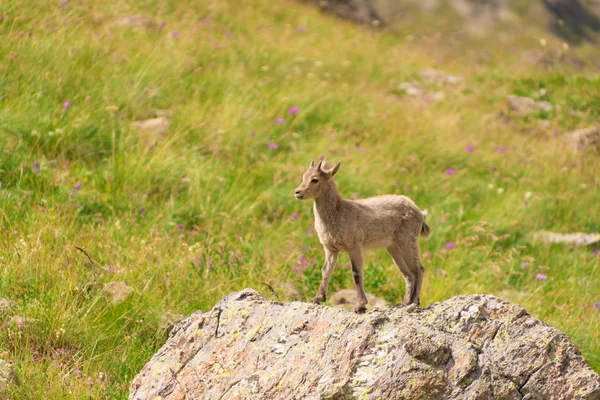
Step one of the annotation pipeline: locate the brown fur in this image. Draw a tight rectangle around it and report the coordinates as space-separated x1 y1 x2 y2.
295 159 430 313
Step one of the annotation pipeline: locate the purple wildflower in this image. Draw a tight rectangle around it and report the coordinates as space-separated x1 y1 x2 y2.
177 224 184 231
291 212 298 221
17 322 24 328
293 256 309 274
497 147 506 153
520 262 529 269
445 242 457 250
594 302 600 310
357 146 366 153
267 142 279 149
171 31 180 38
275 118 285 124
307 227 314 236
311 256 317 266
1 323 7 328
59 1 67 7
229 253 237 266
289 107 299 115
465 145 474 153
63 100 71 110
445 168 455 176
70 183 82 196
34 161 41 173
424 97 433 104
58 348 66 354
250 131 256 137
74 370 82 378
140 207 145 216
536 273 547 281
593 248 599 256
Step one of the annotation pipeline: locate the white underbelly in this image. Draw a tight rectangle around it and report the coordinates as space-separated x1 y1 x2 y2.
362 239 394 251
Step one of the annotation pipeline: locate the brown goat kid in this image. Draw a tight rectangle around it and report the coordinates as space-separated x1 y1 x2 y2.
295 159 430 313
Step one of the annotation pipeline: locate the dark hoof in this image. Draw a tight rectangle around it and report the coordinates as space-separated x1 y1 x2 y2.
310 296 325 304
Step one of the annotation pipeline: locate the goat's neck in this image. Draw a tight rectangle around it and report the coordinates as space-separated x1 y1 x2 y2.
314 180 342 224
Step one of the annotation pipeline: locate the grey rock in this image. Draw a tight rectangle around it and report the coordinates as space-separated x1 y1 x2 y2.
563 127 600 151
103 282 134 305
0 359 19 390
0 299 13 316
329 288 389 310
398 81 424 96
508 95 553 115
279 282 304 302
534 231 600 247
9 316 39 326
129 289 600 400
420 68 462 85
112 15 159 30
131 118 170 148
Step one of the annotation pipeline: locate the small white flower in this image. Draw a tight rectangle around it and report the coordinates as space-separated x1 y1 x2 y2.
540 38 547 46
524 191 532 199
497 188 504 194
488 183 495 189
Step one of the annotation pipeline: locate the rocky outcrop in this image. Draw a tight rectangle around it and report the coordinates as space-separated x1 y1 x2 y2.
130 289 600 400
299 0 600 42
0 359 19 390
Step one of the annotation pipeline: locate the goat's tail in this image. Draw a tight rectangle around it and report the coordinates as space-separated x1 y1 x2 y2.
420 209 431 238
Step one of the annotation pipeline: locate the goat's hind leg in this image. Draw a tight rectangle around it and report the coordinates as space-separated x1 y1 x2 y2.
395 239 425 306
386 244 416 305
311 247 338 304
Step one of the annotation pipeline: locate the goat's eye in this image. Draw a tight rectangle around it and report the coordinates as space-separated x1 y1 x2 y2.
310 178 319 184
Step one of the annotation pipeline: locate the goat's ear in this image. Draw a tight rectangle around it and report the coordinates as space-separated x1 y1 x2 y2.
327 161 341 178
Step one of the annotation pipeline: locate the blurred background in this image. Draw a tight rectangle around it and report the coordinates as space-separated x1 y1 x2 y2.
0 0 599 397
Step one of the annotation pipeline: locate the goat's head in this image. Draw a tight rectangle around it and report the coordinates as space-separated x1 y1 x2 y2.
295 159 340 200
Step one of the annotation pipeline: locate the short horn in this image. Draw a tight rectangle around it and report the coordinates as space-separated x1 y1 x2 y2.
316 159 323 171
310 160 315 168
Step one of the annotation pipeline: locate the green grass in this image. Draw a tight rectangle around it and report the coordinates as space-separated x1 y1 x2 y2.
1 0 599 397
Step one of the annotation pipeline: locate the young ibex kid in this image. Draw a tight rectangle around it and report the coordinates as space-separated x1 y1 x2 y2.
295 159 430 313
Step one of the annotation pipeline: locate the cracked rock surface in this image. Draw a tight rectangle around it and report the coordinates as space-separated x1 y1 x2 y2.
129 289 600 400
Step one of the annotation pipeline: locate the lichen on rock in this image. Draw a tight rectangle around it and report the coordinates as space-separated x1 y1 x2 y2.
130 289 600 400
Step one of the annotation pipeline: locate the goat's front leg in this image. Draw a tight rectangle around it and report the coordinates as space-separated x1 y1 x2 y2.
348 247 368 313
311 247 338 304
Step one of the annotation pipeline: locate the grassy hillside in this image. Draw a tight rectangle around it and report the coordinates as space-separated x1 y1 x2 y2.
0 0 599 397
